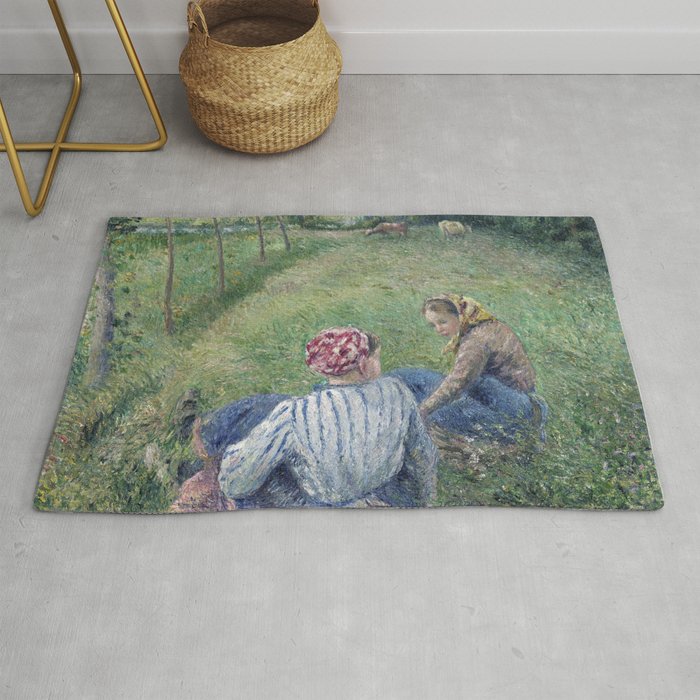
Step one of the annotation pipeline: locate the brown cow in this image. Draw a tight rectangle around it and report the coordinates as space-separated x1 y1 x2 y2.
365 222 408 238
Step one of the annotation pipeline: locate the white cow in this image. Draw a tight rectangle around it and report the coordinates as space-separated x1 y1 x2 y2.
438 220 472 240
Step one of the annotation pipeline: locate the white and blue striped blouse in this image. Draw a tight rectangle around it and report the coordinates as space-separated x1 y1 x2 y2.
218 376 438 506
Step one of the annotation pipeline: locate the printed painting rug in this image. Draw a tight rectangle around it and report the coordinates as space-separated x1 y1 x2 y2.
36 216 663 513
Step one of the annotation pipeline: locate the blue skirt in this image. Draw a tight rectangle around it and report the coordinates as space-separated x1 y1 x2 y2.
199 369 547 507
387 368 546 444
201 368 547 454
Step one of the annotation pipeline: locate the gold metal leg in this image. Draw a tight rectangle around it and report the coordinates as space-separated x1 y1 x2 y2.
0 0 168 217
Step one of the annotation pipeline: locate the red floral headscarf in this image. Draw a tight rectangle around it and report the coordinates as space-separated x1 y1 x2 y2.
305 327 371 377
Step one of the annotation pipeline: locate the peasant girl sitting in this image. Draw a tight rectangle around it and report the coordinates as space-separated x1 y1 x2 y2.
390 294 548 445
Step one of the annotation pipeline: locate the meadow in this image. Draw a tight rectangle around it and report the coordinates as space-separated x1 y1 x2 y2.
35 216 663 512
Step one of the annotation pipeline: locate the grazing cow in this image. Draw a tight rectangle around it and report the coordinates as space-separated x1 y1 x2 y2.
365 222 408 238
438 220 472 240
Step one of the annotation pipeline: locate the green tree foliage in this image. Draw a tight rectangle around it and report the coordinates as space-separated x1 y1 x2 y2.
108 217 142 235
482 216 603 257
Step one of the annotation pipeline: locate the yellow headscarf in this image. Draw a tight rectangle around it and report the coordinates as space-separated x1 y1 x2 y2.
424 294 496 354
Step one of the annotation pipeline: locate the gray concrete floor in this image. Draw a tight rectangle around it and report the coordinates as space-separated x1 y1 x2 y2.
1 74 699 699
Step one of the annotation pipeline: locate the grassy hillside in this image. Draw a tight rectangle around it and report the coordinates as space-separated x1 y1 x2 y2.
35 218 663 512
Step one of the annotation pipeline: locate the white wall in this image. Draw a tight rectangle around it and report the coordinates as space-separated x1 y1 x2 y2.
2 0 700 73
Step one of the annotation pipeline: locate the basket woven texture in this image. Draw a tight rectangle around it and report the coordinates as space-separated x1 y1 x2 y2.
179 0 342 153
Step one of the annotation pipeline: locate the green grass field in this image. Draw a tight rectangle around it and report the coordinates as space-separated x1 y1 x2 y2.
35 217 663 512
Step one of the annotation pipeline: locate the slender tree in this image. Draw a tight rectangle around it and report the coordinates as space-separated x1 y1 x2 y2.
213 217 225 294
256 216 266 262
277 216 291 252
164 217 175 335
85 247 115 387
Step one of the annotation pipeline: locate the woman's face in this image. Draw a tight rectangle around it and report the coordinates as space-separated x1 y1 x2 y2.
425 309 460 338
360 348 382 380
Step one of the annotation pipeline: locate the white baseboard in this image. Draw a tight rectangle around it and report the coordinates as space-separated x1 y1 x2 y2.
2 27 700 74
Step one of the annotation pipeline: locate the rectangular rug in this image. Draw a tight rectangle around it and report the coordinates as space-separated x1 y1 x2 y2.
35 215 663 512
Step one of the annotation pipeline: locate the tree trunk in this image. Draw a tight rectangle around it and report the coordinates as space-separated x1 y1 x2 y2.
213 217 225 294
256 216 266 262
277 216 291 252
85 249 115 387
164 217 175 335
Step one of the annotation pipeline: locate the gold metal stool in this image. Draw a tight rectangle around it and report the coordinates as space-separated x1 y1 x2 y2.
0 0 168 217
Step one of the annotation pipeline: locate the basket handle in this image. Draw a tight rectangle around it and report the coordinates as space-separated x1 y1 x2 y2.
187 0 320 45
187 2 210 45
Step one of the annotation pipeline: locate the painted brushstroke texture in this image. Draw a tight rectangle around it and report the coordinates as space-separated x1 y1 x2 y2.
35 216 663 513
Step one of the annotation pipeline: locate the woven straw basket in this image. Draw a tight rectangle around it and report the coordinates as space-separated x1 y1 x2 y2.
179 0 342 153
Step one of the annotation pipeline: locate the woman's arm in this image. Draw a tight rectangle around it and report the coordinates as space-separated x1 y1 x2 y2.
420 331 489 416
218 401 296 499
